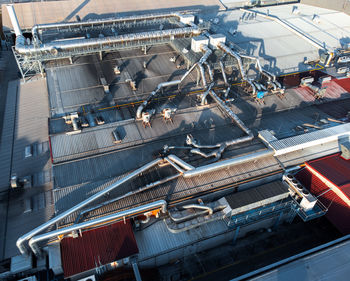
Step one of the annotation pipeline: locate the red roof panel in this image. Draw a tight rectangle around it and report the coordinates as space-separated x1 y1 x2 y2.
296 168 350 234
306 153 350 199
61 221 138 278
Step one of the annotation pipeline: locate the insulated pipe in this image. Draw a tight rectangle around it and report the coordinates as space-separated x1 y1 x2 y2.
201 83 214 106
209 90 252 136
32 12 183 40
29 200 167 256
183 204 213 215
167 154 194 171
136 80 181 118
219 60 228 85
136 45 212 118
76 173 181 223
16 158 162 255
183 149 274 178
217 42 247 81
6 5 22 36
164 157 185 174
203 61 214 82
198 63 207 88
7 6 200 57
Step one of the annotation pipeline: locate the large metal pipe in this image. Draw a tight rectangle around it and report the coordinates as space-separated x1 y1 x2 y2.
198 63 207 88
183 204 213 215
164 157 185 174
217 42 247 81
167 154 194 171
76 173 181 223
136 80 181 119
183 148 274 178
209 90 252 136
6 5 22 36
12 26 201 56
219 59 228 85
203 61 214 81
16 158 162 255
29 200 167 256
32 12 183 40
136 45 212 118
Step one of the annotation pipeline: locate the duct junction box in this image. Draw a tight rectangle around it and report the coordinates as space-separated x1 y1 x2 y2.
179 14 195 25
191 36 209 53
209 34 226 49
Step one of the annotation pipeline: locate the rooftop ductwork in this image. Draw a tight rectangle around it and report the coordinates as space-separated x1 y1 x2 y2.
29 200 167 256
16 158 163 255
31 12 185 41
6 5 201 58
136 44 212 119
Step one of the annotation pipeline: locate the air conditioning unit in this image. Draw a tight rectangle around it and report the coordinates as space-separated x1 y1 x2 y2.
78 275 96 281
300 189 317 211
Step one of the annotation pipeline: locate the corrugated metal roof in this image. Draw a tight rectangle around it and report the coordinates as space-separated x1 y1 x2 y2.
53 154 282 226
135 219 228 261
50 106 231 163
225 181 289 210
61 220 138 278
306 153 350 197
269 123 350 155
296 168 350 234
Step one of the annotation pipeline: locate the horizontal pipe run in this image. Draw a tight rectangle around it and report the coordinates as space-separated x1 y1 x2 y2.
32 12 183 39
13 27 201 56
16 158 162 255
183 204 213 215
183 149 274 178
164 157 185 174
77 173 181 223
167 154 194 171
29 200 167 256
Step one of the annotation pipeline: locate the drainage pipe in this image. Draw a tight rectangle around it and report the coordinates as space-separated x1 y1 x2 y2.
16 158 162 255
29 200 167 256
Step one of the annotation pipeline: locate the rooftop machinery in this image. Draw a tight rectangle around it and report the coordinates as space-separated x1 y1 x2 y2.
6 5 201 80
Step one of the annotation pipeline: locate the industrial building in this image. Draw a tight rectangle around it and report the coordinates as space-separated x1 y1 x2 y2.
0 0 350 280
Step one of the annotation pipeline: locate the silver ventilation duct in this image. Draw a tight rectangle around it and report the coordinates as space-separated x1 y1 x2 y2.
183 148 274 178
217 42 247 81
31 12 183 40
136 44 212 119
6 5 201 57
16 158 162 255
29 200 167 256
